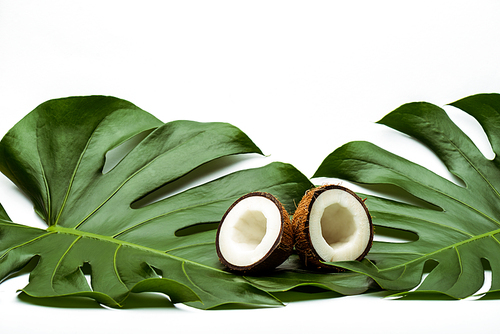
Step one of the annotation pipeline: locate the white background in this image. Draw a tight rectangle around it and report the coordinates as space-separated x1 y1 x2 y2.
0 1 499 333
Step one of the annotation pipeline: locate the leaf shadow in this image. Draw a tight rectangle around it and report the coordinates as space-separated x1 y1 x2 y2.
120 292 177 309
208 302 282 310
271 286 347 303
385 291 457 301
18 291 178 310
17 292 105 309
207 285 366 310
478 291 500 300
273 287 391 304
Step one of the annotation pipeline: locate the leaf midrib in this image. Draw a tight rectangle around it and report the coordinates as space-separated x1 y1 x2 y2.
373 228 500 274
47 225 225 273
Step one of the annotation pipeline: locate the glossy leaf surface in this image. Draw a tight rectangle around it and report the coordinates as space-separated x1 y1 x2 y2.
0 96 372 308
314 93 500 299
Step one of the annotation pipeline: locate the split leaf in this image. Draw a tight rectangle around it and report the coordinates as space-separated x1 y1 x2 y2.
314 93 500 299
0 96 327 308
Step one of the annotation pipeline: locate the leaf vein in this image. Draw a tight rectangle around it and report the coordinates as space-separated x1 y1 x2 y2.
448 139 500 199
112 198 228 238
0 231 56 261
50 235 82 289
73 130 209 230
54 129 97 225
375 230 499 274
113 180 305 238
348 156 500 228
113 244 128 290
372 209 475 238
49 226 228 274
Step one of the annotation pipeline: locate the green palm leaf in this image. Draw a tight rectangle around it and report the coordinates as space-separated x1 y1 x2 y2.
313 93 500 299
0 96 373 308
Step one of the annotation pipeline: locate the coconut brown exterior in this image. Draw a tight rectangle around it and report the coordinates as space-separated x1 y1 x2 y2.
292 184 373 271
216 192 294 275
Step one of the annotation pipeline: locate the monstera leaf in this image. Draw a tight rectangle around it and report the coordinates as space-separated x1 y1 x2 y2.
0 96 299 308
314 93 500 299
0 96 376 309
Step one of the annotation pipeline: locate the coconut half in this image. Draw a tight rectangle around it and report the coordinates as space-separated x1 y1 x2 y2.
216 192 293 274
293 184 373 271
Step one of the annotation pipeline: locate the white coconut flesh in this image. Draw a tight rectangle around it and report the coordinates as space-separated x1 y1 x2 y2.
308 189 371 262
218 196 282 267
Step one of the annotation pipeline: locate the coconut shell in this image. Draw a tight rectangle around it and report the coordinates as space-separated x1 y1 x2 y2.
216 192 294 275
292 184 373 271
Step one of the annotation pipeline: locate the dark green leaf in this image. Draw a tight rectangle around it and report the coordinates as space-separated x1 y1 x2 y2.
0 96 371 308
314 93 500 299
